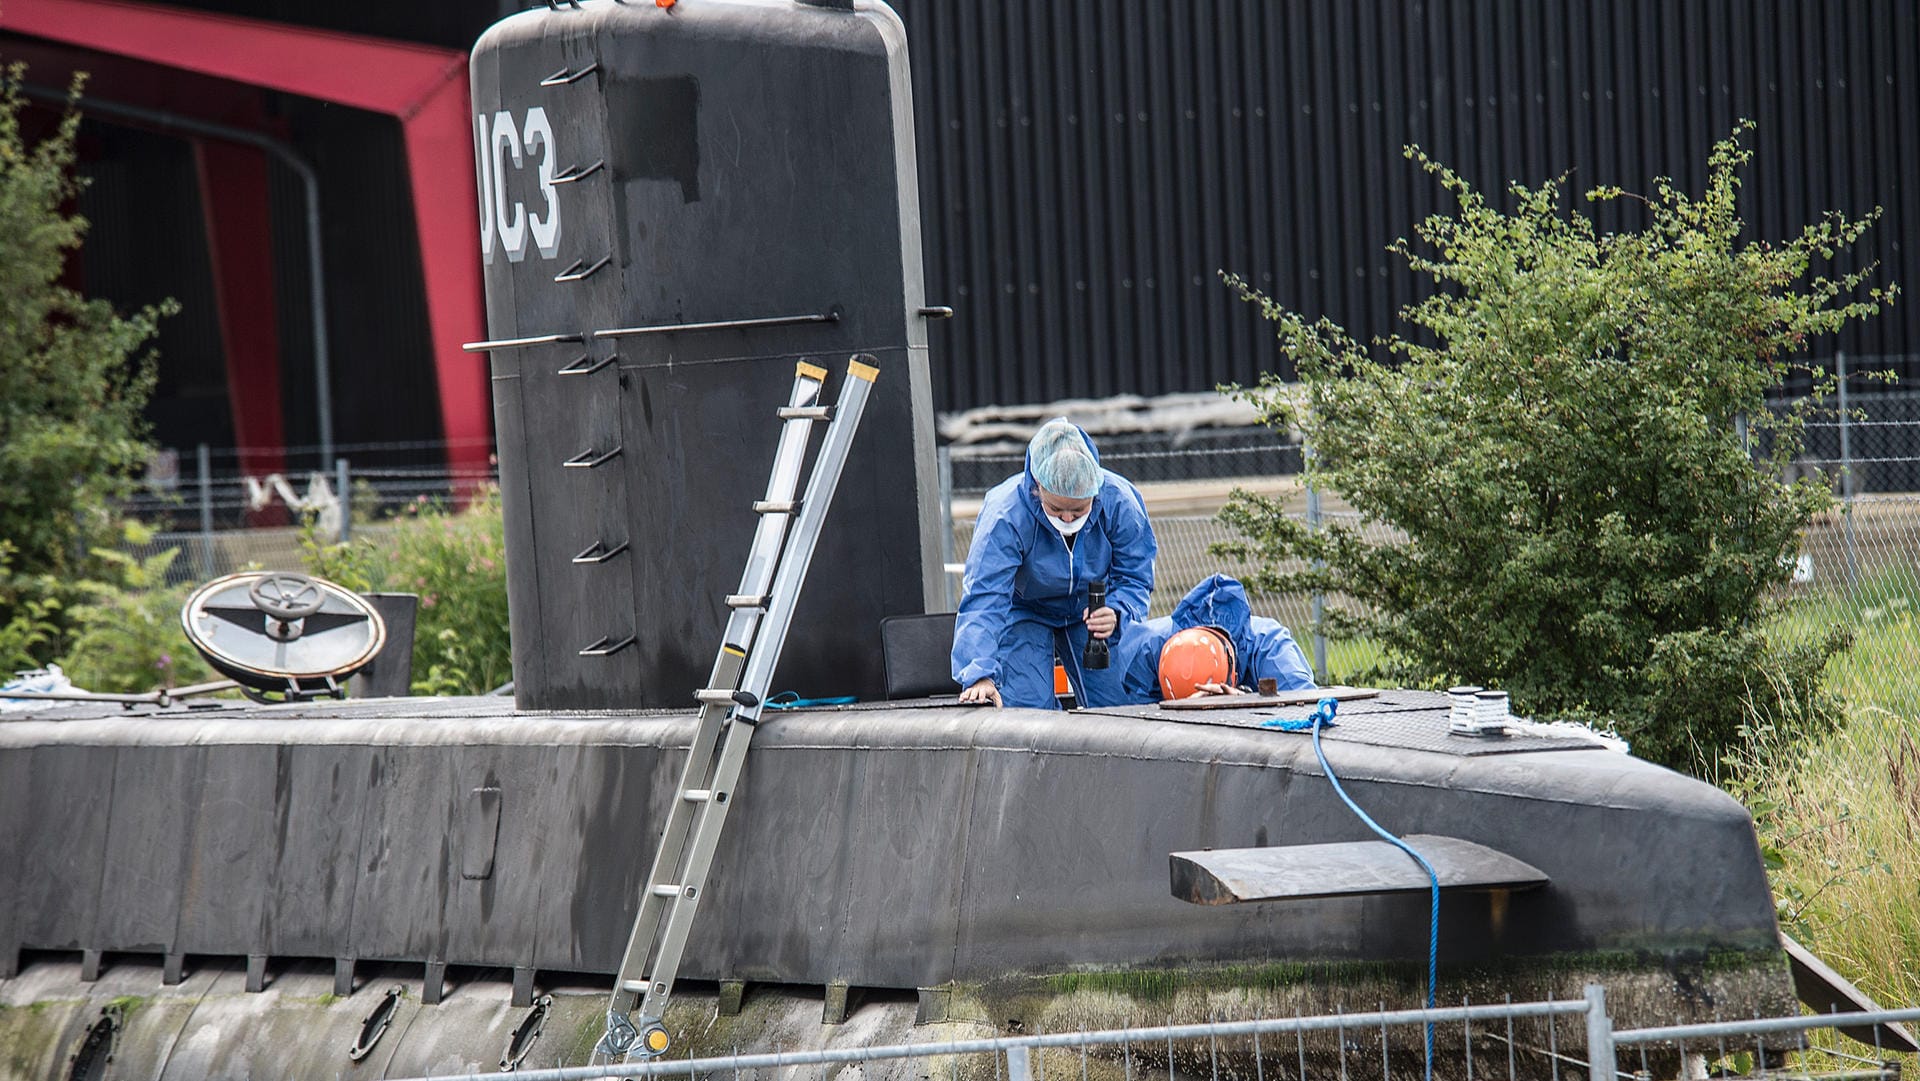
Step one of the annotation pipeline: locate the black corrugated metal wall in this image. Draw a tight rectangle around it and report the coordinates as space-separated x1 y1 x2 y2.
78 0 1920 424
890 0 1920 410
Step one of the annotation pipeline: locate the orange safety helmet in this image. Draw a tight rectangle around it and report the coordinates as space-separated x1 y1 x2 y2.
1158 626 1238 700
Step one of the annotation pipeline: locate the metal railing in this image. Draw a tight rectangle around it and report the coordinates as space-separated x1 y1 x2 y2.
382 984 1916 1081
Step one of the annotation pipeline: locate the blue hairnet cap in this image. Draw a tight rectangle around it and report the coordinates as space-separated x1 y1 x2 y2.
1028 418 1101 499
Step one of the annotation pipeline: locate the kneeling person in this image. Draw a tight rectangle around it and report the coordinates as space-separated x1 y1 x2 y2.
1116 574 1315 702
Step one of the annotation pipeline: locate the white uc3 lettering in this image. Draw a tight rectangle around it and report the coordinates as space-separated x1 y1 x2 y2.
474 107 560 264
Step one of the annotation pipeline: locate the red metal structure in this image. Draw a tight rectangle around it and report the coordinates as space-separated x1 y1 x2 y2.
0 0 487 483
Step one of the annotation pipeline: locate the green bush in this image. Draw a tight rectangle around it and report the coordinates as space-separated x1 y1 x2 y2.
0 68 174 655
57 523 216 694
1219 123 1893 772
304 489 511 696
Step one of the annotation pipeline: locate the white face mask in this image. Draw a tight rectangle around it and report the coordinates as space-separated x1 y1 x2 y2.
1048 512 1089 537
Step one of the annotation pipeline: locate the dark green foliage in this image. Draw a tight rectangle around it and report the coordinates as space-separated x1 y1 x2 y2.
303 490 512 696
1220 124 1892 772
56 525 218 694
0 68 173 656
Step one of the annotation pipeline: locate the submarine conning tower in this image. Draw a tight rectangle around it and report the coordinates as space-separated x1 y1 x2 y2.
470 0 943 710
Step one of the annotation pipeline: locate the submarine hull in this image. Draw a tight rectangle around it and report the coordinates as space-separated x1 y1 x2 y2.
0 691 1778 989
0 689 1794 1079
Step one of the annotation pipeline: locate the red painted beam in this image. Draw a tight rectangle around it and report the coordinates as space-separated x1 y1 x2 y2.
402 76 493 496
0 0 466 117
1 0 490 487
192 138 286 485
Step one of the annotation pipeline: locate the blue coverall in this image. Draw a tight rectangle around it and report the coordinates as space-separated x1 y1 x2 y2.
950 431 1157 710
1113 573 1316 703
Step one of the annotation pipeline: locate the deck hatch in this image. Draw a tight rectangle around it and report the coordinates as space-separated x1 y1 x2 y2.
1171 834 1549 905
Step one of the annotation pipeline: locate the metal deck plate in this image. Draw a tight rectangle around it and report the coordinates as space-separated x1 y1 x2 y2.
0 688 1616 759
1081 688 1614 756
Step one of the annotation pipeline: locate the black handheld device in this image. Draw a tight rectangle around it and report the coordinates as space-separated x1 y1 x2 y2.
1083 580 1109 670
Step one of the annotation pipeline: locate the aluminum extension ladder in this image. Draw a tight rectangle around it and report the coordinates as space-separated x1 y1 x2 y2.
598 354 880 1061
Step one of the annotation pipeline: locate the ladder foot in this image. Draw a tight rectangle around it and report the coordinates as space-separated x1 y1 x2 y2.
639 1020 671 1057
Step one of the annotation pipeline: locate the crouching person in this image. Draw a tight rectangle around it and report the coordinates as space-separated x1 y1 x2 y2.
951 418 1157 709
1116 573 1315 702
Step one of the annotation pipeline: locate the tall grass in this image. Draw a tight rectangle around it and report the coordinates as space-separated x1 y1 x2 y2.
1736 567 1920 1008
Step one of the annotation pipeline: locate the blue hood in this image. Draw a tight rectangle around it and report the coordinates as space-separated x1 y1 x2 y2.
1167 573 1257 666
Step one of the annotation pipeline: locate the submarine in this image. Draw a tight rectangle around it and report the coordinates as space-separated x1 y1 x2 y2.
0 2 1805 1078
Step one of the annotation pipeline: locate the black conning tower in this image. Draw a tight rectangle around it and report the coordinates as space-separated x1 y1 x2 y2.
471 0 942 709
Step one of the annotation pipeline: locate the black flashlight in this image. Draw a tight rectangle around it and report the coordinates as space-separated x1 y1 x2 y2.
1083 580 1109 670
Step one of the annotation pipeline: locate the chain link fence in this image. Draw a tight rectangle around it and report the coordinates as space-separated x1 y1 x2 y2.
127 438 495 539
122 376 1920 678
380 984 1917 1081
942 379 1920 683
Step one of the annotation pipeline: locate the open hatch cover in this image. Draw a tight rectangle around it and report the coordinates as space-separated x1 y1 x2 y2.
181 571 387 702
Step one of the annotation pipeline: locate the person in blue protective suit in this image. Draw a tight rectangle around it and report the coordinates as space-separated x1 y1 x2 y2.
952 418 1157 709
1114 573 1316 703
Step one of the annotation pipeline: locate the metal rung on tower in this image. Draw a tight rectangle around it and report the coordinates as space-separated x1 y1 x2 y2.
599 355 881 1063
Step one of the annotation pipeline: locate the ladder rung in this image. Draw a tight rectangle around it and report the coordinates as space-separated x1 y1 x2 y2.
725 594 767 609
650 884 680 897
622 979 649 994
752 500 799 514
682 789 713 803
777 406 831 420
694 688 739 705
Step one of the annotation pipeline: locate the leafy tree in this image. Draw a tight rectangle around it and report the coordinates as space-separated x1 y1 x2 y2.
1219 123 1893 771
0 68 174 651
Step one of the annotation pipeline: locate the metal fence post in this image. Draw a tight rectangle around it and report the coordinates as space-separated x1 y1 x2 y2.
1304 443 1328 684
196 443 215 580
336 457 351 543
1584 983 1615 1081
1005 1045 1033 1081
1838 350 1857 585
938 444 956 609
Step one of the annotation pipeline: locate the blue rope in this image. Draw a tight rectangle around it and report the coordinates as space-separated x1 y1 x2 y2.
763 692 857 710
1274 697 1439 1081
